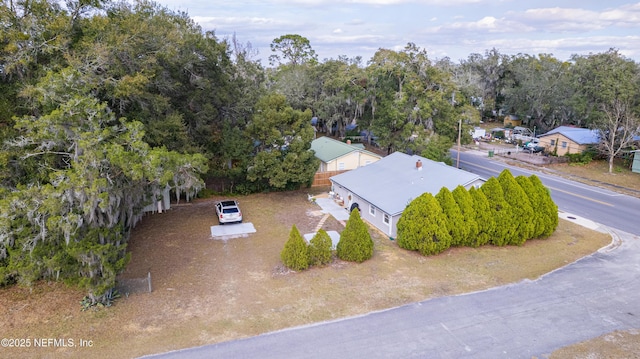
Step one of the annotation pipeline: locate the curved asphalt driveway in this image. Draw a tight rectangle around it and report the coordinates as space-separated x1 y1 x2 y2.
146 226 640 359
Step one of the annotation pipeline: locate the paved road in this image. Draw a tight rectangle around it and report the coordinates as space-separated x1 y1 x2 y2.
452 149 640 236
144 228 639 359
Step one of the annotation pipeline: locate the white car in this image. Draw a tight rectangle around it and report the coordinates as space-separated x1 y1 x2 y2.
215 200 243 224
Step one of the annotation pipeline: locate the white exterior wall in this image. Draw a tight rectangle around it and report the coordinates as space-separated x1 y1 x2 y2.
331 183 395 238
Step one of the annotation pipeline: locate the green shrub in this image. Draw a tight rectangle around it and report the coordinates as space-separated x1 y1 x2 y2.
309 229 333 266
452 185 479 247
337 209 374 263
498 170 534 245
280 225 309 271
397 193 452 256
469 187 494 247
566 151 593 165
480 177 513 246
529 175 558 237
436 187 467 247
516 175 546 238
196 188 216 198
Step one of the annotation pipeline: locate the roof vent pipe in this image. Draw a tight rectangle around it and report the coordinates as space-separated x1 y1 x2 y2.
416 160 422 170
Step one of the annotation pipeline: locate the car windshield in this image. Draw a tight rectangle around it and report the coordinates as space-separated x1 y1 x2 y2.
220 201 236 207
223 207 239 214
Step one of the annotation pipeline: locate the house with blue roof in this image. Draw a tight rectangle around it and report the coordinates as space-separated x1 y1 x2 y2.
329 152 485 238
537 126 600 156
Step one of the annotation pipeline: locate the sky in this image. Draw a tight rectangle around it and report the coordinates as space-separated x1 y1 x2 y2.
154 0 640 64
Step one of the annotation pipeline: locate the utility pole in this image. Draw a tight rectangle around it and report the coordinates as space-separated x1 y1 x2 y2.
457 119 462 168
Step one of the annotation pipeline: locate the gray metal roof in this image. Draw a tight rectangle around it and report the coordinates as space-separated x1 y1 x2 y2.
330 152 482 216
539 126 600 145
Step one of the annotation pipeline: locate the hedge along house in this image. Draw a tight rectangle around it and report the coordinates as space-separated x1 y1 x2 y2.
311 136 382 172
330 152 485 238
537 126 600 156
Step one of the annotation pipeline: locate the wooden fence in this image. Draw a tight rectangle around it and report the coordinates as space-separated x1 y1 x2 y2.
312 170 348 187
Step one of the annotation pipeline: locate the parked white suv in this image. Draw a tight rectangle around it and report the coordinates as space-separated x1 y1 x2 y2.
215 200 243 224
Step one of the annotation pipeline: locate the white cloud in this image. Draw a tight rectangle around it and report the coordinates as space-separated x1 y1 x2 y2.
166 0 640 63
426 16 534 34
516 5 640 32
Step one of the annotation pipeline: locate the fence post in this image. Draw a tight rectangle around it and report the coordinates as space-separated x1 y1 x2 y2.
148 271 152 293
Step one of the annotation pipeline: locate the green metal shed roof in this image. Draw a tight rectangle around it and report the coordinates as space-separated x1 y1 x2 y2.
311 137 379 162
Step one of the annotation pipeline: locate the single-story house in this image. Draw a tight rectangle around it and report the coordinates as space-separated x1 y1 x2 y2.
311 136 382 172
537 126 600 156
503 115 522 127
330 152 485 238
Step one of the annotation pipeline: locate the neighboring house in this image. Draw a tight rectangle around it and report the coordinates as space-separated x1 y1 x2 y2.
311 136 382 172
537 126 600 156
503 115 522 127
330 152 485 238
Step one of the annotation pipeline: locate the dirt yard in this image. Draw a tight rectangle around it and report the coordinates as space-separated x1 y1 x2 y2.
0 189 615 358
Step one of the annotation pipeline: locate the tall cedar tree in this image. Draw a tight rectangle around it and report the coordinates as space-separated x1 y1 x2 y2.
469 187 494 247
281 225 309 270
480 177 514 246
452 185 480 247
309 229 333 266
516 175 546 238
397 193 452 256
337 209 374 262
498 170 535 245
435 187 467 246
529 175 559 237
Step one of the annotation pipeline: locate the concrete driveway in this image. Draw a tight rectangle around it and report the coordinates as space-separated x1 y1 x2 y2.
145 224 640 359
210 222 256 240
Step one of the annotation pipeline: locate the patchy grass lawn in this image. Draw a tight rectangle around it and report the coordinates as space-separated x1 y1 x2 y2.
0 189 611 359
551 329 640 359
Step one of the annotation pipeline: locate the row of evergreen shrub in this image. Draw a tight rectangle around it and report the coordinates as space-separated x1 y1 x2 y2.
397 170 558 256
281 209 374 271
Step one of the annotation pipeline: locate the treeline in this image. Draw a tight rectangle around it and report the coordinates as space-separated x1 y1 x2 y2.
397 170 558 256
0 0 636 303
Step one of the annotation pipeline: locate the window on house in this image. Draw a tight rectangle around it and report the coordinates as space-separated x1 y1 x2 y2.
550 139 556 146
369 205 376 216
561 141 567 148
338 162 345 170
383 213 390 224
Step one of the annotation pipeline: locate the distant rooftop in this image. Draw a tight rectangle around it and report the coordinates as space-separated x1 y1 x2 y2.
539 126 600 145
